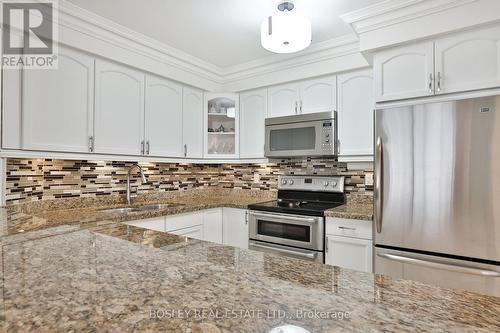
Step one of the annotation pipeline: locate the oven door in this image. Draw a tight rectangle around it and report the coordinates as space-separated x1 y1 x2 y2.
249 240 324 263
265 120 327 157
248 210 324 251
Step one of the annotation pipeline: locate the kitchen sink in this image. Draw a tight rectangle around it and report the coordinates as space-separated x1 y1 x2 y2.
99 203 181 214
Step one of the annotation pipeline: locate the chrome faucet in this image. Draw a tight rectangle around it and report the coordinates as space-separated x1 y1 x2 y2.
127 164 148 205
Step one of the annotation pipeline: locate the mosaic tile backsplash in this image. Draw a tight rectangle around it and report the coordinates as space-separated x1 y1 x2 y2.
5 158 373 205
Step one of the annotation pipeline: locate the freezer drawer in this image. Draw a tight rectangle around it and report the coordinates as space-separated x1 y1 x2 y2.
374 247 500 297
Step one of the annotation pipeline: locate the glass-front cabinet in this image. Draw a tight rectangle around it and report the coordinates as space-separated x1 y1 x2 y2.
204 93 239 158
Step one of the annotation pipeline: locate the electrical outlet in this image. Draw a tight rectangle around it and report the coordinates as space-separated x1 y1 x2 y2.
365 172 374 187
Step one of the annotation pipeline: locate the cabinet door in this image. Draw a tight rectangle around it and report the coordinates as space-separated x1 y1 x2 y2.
435 25 500 95
299 75 337 114
239 89 267 158
204 93 239 158
170 225 204 240
222 208 248 249
267 83 300 118
325 235 373 273
22 47 94 152
145 76 183 157
94 59 145 155
374 41 434 102
165 211 203 232
124 217 165 232
203 208 223 244
182 87 204 158
337 69 374 157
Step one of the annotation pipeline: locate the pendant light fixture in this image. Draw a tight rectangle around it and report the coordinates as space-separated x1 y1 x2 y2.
261 1 312 54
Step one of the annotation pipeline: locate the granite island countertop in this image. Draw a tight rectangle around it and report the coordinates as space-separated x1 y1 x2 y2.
1 190 499 333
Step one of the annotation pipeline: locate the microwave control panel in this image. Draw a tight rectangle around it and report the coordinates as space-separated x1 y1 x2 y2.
321 121 335 154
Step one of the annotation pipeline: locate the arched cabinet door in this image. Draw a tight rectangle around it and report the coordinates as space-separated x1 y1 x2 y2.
299 75 337 114
182 87 203 158
240 89 267 158
374 41 434 102
22 46 94 152
337 69 374 158
267 83 300 118
435 25 500 95
94 59 145 155
145 76 183 157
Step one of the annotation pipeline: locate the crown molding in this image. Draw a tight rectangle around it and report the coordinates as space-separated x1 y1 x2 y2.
341 0 479 35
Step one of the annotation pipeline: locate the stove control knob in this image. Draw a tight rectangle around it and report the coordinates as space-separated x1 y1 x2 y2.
323 181 329 187
289 180 294 185
332 181 338 187
282 179 288 185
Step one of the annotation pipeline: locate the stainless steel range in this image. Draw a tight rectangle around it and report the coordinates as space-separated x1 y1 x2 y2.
248 175 345 263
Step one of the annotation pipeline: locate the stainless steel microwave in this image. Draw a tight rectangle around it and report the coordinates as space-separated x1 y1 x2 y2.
264 111 337 158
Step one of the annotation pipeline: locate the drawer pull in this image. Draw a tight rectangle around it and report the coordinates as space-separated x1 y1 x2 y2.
338 226 356 231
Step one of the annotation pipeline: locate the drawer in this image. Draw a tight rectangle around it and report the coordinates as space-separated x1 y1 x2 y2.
165 211 203 232
169 225 203 240
125 216 165 232
326 217 373 240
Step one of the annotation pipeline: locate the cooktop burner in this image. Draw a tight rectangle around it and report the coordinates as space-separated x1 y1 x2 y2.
249 199 344 216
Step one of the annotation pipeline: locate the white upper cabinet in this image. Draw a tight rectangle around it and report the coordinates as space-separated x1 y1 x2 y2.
299 75 337 114
94 59 145 155
204 93 240 159
374 41 434 102
182 87 204 158
239 89 267 159
145 76 183 157
337 69 374 157
434 25 500 95
22 47 94 153
267 83 300 117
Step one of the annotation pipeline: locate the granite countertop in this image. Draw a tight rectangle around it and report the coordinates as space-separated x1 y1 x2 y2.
1 189 499 332
325 195 374 221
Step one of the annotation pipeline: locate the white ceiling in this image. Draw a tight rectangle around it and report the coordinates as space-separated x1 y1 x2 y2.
66 0 382 68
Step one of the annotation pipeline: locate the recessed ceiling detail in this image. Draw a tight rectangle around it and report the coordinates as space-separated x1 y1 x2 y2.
66 0 383 68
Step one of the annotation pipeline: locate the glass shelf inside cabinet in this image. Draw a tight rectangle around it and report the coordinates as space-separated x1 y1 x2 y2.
207 97 236 155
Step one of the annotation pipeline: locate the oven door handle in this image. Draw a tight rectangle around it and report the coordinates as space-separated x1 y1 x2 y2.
248 211 320 224
249 241 317 259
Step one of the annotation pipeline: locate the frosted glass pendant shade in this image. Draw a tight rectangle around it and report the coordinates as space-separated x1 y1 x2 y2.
261 11 312 54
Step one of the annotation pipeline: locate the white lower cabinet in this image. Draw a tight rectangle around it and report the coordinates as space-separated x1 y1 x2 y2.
124 208 248 247
325 217 373 273
222 208 249 249
125 216 165 232
203 208 223 244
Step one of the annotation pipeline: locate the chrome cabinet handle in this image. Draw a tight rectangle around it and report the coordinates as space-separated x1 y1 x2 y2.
140 141 145 155
375 137 384 233
88 136 94 152
184 144 187 157
325 237 328 252
377 253 500 277
338 226 356 231
245 211 248 224
295 101 298 114
146 141 150 155
299 100 303 114
437 72 442 92
428 73 434 93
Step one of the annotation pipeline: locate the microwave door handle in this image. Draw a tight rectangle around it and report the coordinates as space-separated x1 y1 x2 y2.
377 253 500 277
249 241 317 259
248 211 319 224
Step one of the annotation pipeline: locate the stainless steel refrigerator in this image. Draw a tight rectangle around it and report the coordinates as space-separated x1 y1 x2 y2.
374 92 500 297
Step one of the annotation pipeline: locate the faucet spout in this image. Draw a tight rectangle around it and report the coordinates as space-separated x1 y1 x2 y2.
126 164 148 205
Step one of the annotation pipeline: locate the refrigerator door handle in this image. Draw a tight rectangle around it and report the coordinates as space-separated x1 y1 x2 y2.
377 253 500 277
375 137 384 233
